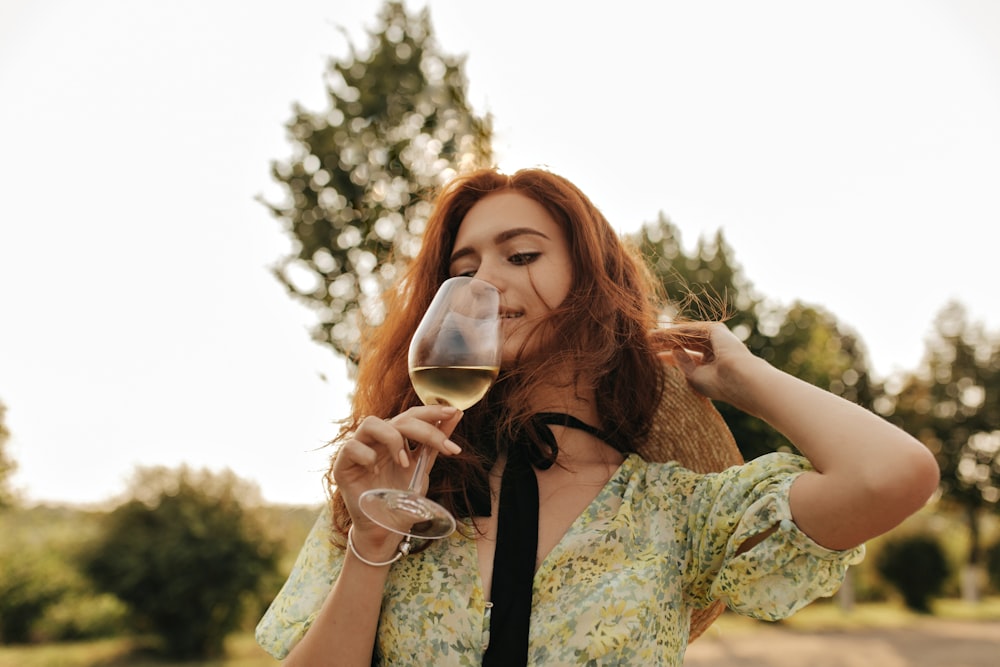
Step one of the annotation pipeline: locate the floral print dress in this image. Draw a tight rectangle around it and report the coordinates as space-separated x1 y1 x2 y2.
255 452 864 666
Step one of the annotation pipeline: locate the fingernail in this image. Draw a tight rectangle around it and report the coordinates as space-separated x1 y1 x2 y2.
444 439 462 454
440 406 459 415
398 449 410 467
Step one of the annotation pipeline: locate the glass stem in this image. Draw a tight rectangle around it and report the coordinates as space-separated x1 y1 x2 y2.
406 446 431 493
405 416 443 493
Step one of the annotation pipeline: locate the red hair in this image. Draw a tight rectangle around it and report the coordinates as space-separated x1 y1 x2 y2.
326 167 675 534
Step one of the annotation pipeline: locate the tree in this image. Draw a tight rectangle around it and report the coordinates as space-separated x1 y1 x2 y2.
757 302 876 408
879 302 1000 599
633 218 876 460
634 218 772 458
82 467 281 659
876 534 950 613
264 0 493 362
0 400 16 509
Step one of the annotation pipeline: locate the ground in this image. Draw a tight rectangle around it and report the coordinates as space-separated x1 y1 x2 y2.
683 616 1000 666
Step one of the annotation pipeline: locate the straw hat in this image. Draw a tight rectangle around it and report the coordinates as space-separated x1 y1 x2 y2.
637 359 745 641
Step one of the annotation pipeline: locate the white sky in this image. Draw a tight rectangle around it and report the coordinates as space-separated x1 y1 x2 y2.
1 0 998 506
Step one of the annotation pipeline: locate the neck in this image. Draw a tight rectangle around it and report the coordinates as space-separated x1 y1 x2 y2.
528 376 624 467
530 374 599 428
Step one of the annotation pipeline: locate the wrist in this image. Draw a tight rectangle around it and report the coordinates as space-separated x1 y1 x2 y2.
347 525 411 567
717 355 776 416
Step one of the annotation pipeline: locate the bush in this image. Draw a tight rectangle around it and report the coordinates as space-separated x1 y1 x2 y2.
987 539 1000 594
31 592 129 642
81 467 281 659
0 505 120 644
876 533 950 613
0 549 77 643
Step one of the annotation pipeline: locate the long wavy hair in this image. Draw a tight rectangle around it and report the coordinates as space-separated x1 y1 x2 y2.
325 167 680 537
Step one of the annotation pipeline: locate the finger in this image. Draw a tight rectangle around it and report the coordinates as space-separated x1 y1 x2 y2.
664 327 712 354
337 436 379 469
435 407 464 438
350 415 412 470
391 411 464 457
671 346 697 376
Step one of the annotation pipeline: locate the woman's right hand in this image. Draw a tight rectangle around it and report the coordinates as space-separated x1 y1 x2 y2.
333 405 463 542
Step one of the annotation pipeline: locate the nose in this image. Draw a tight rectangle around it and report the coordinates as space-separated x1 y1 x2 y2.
468 277 499 299
468 259 505 293
461 278 500 318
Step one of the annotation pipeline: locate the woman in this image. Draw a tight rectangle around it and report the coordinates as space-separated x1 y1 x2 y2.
256 168 939 666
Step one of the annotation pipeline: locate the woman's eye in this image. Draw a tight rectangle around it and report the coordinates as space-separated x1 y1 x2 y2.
509 252 540 266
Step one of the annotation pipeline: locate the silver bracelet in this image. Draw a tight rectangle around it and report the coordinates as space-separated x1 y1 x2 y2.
347 525 412 567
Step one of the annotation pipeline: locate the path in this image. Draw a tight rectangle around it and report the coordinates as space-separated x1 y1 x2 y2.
683 618 1000 667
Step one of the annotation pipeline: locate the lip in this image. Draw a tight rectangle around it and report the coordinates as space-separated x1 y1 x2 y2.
499 309 523 319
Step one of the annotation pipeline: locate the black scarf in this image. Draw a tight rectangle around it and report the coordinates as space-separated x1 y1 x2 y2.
467 413 608 667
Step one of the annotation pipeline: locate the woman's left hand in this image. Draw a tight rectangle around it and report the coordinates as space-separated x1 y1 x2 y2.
659 322 760 412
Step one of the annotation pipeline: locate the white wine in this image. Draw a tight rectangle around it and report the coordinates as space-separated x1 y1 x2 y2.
410 365 499 410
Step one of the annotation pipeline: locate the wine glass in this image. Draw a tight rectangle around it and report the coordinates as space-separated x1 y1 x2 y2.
358 276 502 539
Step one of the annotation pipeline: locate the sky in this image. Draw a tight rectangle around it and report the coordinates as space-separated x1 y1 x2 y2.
1 0 998 507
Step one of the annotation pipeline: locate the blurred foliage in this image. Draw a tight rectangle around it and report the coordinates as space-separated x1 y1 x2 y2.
264 0 493 362
80 467 281 659
256 504 323 577
632 217 875 460
0 550 76 643
0 500 318 650
29 593 128 644
876 533 951 613
988 538 1000 594
0 400 16 508
0 506 120 644
878 301 1000 576
857 506 1000 603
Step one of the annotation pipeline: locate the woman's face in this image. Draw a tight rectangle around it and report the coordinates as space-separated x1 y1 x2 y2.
448 191 573 363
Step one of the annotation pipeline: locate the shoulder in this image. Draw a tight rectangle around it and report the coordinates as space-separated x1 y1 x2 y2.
618 453 702 503
625 452 815 507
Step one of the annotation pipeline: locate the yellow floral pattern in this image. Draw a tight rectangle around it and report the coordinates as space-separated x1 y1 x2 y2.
256 452 864 665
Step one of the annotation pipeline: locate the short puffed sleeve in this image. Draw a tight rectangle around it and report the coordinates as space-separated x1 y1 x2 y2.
681 452 865 620
255 504 343 659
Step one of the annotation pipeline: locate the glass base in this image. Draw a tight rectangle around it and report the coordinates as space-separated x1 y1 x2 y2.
358 488 457 539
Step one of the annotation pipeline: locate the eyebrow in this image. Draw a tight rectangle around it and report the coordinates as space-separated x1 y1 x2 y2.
449 227 551 264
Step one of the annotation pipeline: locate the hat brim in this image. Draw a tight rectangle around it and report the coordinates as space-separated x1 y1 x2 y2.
639 359 744 641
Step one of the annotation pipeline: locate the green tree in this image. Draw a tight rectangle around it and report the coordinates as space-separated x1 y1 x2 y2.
759 302 876 406
633 218 876 460
0 400 16 508
879 302 999 598
81 467 281 659
634 218 771 458
265 0 493 362
876 534 950 613
750 301 876 448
